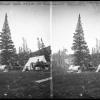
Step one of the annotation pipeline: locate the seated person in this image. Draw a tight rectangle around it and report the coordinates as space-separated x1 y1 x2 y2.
25 67 29 71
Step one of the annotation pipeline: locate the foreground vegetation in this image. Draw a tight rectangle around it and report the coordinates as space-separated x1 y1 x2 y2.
0 71 50 98
53 71 100 99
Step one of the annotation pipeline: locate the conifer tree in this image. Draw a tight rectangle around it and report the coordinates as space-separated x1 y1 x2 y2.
0 13 16 65
37 37 41 50
18 38 31 66
41 38 45 49
72 14 90 71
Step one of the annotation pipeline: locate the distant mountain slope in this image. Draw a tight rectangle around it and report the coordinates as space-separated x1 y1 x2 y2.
30 46 51 62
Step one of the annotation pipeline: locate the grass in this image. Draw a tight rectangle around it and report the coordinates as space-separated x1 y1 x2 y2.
53 72 100 99
0 71 50 98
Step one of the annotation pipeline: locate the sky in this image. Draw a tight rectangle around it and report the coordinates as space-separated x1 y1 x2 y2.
52 1 100 54
1 1 100 54
0 1 50 53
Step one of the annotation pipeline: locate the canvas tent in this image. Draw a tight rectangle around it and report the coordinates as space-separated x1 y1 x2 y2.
0 65 7 70
96 64 100 72
22 55 47 71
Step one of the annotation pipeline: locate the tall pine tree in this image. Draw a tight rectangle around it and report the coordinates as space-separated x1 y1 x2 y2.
72 14 90 71
0 13 16 66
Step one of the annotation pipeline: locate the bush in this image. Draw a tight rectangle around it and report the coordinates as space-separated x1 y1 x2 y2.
52 61 68 76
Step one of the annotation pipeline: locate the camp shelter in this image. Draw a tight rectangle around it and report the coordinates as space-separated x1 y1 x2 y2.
22 55 47 71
